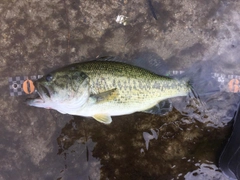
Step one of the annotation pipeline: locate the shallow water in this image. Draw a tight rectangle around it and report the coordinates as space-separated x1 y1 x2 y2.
56 111 233 179
1 0 240 179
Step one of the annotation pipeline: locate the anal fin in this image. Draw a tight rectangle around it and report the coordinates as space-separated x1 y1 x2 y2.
142 100 172 115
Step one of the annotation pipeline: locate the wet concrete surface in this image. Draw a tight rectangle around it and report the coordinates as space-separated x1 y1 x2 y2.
1 0 240 179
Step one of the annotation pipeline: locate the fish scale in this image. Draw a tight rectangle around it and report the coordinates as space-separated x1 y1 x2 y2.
26 59 191 124
76 61 190 114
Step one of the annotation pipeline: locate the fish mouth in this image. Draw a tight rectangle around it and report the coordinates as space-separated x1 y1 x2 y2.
36 83 51 101
25 83 52 106
26 83 51 104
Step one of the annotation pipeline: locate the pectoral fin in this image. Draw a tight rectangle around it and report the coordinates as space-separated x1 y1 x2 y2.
92 114 112 124
90 88 118 103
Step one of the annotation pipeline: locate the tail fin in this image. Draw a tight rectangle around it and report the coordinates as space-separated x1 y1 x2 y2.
187 81 205 111
171 60 220 100
170 60 239 127
188 83 202 103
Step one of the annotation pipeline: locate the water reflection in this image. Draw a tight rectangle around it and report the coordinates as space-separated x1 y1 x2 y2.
55 117 100 179
185 163 229 180
57 105 232 179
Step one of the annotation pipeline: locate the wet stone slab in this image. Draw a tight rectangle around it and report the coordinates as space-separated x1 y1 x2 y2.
0 0 240 179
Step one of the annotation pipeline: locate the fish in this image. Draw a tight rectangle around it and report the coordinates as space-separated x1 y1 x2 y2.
26 59 193 124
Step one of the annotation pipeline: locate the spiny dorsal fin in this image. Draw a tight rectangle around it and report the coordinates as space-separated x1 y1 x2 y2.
96 56 116 61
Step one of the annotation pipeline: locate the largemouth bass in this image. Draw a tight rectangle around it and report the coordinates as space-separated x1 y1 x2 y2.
26 59 193 124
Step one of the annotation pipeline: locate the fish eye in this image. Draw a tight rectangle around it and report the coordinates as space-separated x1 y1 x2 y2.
46 74 53 82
